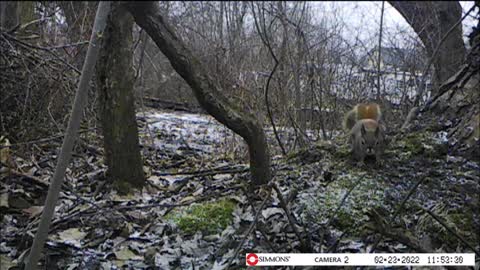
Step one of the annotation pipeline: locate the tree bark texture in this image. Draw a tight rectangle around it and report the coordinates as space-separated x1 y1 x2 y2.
97 2 145 191
422 7 479 160
124 2 271 185
389 1 466 87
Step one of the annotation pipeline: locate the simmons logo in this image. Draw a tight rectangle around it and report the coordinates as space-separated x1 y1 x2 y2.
246 253 259 266
246 254 291 266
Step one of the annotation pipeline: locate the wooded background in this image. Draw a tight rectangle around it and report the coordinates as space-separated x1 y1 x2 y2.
0 2 479 268
2 1 478 187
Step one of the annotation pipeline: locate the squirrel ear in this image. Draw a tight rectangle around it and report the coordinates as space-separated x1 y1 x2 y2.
361 123 366 135
375 126 380 136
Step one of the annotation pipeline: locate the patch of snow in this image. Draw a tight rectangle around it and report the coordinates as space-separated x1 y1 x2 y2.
144 111 234 154
434 131 449 143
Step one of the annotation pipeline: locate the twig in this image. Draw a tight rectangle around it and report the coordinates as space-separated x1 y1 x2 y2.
391 176 427 218
423 207 480 258
136 32 158 166
226 185 272 268
52 41 89 49
9 170 49 187
377 1 385 100
2 32 82 75
156 166 249 177
242 185 279 253
272 183 309 251
0 128 96 148
319 175 364 252
369 176 427 253
7 9 60 33
376 226 430 253
25 3 112 269
250 2 287 156
117 185 244 212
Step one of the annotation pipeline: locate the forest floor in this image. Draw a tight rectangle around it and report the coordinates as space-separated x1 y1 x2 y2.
1 108 479 269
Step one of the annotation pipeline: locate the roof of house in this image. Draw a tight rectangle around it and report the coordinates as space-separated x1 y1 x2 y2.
363 47 426 71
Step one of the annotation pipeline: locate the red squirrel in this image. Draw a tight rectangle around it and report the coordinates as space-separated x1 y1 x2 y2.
343 103 385 164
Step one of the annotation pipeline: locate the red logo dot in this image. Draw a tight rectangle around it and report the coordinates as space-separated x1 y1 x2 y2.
246 253 259 266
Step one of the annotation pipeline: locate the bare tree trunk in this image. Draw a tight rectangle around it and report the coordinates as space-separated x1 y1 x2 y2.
25 3 111 269
97 2 145 193
277 1 288 112
294 37 307 146
124 2 271 185
389 1 465 88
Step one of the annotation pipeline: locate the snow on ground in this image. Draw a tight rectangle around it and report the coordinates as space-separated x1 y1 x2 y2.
139 109 336 157
143 111 235 154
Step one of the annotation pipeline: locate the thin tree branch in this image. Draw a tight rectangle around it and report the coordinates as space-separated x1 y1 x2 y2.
251 2 287 156
24 3 112 269
377 1 385 100
423 207 480 258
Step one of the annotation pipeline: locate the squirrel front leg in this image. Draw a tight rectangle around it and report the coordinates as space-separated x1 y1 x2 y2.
375 151 383 166
352 135 365 165
375 125 385 166
356 151 366 166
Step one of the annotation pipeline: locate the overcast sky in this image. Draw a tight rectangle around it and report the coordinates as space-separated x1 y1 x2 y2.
311 1 477 49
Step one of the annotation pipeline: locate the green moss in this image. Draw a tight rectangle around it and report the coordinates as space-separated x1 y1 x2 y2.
335 209 356 229
303 174 388 234
396 131 448 160
438 211 478 245
167 199 236 235
403 133 425 155
334 144 351 159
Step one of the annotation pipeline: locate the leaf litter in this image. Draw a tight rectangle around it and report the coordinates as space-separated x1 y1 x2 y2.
0 108 478 269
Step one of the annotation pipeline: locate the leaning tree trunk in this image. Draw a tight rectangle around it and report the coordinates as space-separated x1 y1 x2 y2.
96 2 145 193
425 13 480 160
407 7 480 161
389 1 466 89
123 2 271 186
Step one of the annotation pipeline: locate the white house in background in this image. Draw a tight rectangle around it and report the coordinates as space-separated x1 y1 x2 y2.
236 46 431 109
361 47 432 104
